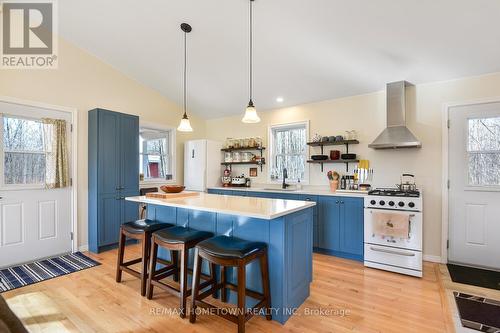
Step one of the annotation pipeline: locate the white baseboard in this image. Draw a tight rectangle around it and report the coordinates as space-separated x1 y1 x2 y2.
423 254 443 263
78 244 89 252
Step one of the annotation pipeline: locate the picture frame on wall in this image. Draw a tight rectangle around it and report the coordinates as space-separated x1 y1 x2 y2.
249 167 257 177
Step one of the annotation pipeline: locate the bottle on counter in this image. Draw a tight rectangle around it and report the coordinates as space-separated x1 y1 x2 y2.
340 175 346 190
296 178 302 190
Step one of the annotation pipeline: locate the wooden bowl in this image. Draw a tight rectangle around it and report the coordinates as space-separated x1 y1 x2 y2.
160 185 185 193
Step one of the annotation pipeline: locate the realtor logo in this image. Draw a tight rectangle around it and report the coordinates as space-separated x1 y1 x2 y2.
1 0 58 68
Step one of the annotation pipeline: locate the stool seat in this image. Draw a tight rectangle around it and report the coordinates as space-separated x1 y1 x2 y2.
196 235 266 259
154 226 213 244
122 219 173 234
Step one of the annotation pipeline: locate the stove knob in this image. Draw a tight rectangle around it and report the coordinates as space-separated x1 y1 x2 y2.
370 200 376 205
388 201 395 206
408 202 415 208
379 200 385 206
398 201 405 207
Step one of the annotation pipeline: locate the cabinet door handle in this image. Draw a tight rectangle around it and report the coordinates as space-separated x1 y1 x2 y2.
335 201 339 204
340 201 344 204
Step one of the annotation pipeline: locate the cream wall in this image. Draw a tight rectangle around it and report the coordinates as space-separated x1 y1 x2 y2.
0 38 206 248
206 72 500 259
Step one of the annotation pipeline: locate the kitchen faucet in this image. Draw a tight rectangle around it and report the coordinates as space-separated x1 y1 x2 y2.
282 168 289 189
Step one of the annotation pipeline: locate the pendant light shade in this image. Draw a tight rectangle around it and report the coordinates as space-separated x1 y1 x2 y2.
242 0 260 123
242 100 260 123
177 23 193 132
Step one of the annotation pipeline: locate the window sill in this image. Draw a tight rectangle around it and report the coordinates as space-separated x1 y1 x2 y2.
140 179 177 186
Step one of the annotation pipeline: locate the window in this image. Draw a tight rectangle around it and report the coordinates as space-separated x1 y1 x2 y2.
269 122 308 182
467 117 500 186
139 127 174 181
3 116 46 185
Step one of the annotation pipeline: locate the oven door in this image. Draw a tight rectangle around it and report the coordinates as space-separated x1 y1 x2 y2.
364 208 422 251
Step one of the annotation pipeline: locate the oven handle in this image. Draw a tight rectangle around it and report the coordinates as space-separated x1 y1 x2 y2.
368 210 416 218
369 246 416 257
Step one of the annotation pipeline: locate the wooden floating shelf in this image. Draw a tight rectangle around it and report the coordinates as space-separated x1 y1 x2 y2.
221 147 265 152
307 140 359 147
221 161 265 165
307 159 359 164
307 159 359 172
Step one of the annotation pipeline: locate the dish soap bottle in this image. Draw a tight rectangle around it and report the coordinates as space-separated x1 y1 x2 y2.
340 175 346 190
296 178 302 190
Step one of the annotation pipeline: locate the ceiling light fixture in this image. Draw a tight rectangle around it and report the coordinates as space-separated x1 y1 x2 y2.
177 23 193 132
242 0 261 123
276 97 284 103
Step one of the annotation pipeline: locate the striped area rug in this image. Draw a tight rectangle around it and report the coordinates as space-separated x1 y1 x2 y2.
0 252 100 292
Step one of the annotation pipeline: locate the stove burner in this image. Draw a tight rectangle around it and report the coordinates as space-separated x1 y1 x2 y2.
368 188 420 197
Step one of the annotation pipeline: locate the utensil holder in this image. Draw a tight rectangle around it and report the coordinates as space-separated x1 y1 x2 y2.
329 180 339 192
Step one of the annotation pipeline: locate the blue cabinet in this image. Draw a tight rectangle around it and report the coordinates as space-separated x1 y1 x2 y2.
339 197 364 257
209 189 363 261
88 109 140 253
318 196 341 251
318 196 364 261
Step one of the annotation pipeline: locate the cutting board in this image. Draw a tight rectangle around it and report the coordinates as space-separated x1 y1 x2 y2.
145 191 199 199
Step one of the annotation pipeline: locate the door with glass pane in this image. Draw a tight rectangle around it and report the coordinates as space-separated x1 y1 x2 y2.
448 102 500 269
0 101 72 268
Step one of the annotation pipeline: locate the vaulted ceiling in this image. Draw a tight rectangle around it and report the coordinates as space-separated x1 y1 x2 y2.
59 0 500 118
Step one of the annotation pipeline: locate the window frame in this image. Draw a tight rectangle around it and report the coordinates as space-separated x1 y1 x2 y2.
267 120 310 184
139 122 176 185
0 113 49 189
465 115 500 190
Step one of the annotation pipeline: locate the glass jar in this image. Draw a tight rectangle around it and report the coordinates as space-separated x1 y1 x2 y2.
226 138 233 149
239 138 245 148
256 136 263 148
243 138 250 148
232 152 241 162
249 137 256 148
233 139 240 149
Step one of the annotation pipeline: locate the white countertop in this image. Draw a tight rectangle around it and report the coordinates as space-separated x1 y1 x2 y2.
208 186 368 198
125 192 316 220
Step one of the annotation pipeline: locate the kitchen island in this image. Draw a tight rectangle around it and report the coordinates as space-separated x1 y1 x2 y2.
126 193 316 324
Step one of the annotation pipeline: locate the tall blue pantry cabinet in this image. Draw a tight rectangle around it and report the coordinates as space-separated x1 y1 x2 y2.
88 108 140 253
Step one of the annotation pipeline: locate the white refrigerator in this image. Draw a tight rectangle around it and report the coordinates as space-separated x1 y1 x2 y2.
184 139 222 192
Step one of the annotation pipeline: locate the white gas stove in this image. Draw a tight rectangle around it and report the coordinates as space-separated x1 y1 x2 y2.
364 188 423 277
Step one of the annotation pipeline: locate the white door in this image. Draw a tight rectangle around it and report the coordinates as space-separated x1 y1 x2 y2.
0 101 72 268
448 102 500 269
184 140 206 192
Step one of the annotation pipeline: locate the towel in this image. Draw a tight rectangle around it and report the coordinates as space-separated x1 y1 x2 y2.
372 211 410 239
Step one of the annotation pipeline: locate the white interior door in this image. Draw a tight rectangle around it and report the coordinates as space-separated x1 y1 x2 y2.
448 102 500 270
0 101 72 268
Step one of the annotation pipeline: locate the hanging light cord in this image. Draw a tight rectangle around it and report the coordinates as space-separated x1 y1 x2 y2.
249 0 253 103
183 29 188 118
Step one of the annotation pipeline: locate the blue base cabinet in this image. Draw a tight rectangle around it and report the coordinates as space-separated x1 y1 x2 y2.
207 189 364 261
88 109 140 253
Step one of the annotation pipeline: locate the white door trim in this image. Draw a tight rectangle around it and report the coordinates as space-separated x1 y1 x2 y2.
0 95 78 253
441 96 500 264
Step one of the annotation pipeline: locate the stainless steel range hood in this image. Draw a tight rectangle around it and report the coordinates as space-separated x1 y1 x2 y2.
369 81 422 149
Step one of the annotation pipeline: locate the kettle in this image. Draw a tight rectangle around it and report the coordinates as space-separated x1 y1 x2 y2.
396 173 417 192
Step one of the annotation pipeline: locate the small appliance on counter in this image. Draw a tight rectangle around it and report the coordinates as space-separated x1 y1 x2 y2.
363 183 423 278
231 175 247 187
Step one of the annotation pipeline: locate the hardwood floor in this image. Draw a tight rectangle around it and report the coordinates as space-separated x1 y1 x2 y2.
3 245 453 333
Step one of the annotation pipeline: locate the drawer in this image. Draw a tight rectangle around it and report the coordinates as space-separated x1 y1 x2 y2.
364 243 422 271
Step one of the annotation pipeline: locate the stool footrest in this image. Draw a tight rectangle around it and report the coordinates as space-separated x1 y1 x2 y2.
193 300 241 324
122 258 142 267
120 266 141 279
224 282 265 301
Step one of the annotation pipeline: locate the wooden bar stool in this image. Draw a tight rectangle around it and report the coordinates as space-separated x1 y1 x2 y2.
190 235 272 333
147 226 216 318
115 219 174 296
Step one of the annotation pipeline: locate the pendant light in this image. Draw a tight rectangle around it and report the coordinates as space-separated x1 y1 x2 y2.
177 23 194 132
242 0 261 123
